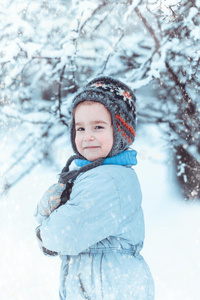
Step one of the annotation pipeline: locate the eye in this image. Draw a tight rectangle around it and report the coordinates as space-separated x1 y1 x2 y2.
95 126 104 130
76 127 84 131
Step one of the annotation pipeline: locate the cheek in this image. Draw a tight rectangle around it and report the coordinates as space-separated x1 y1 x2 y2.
103 131 114 149
75 134 81 149
109 137 114 150
108 129 114 146
111 131 114 146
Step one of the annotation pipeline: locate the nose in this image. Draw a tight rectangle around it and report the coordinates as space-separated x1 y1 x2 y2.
83 131 95 141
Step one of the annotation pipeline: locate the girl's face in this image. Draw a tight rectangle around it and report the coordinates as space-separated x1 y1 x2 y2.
74 101 114 161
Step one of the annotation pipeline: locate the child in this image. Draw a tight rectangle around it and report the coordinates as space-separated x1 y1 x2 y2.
35 76 155 299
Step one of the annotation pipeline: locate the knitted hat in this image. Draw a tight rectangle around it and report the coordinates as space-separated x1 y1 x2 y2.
70 76 137 158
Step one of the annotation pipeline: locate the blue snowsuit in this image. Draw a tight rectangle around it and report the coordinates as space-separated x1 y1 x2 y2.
35 156 154 299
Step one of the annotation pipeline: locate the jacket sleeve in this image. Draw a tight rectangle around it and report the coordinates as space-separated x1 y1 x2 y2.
39 167 121 255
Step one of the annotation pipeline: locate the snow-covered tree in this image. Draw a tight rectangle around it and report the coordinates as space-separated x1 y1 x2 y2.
0 0 152 194
136 0 200 199
1 0 199 199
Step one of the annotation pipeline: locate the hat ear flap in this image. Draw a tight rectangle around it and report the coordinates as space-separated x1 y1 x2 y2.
116 121 133 150
116 122 133 145
70 118 79 155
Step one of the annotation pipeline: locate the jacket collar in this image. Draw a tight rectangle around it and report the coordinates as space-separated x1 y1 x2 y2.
74 150 137 167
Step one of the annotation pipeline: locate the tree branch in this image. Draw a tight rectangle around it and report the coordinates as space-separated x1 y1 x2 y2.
134 6 161 53
79 1 109 34
100 29 125 74
165 61 199 119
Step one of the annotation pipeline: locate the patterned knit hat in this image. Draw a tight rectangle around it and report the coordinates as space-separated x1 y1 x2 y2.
70 76 137 158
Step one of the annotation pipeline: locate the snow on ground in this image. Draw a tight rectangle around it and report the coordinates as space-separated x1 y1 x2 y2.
135 126 200 300
0 125 200 300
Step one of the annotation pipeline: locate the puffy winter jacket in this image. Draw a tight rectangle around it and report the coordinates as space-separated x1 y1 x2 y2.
35 163 154 299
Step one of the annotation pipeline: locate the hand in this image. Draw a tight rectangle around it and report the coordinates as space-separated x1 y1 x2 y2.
35 183 66 223
47 183 66 212
35 226 58 257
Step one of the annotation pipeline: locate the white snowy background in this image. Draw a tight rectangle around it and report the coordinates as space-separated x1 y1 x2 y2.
1 0 200 299
0 119 200 300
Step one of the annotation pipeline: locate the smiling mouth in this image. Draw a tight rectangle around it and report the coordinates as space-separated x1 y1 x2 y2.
84 146 100 149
